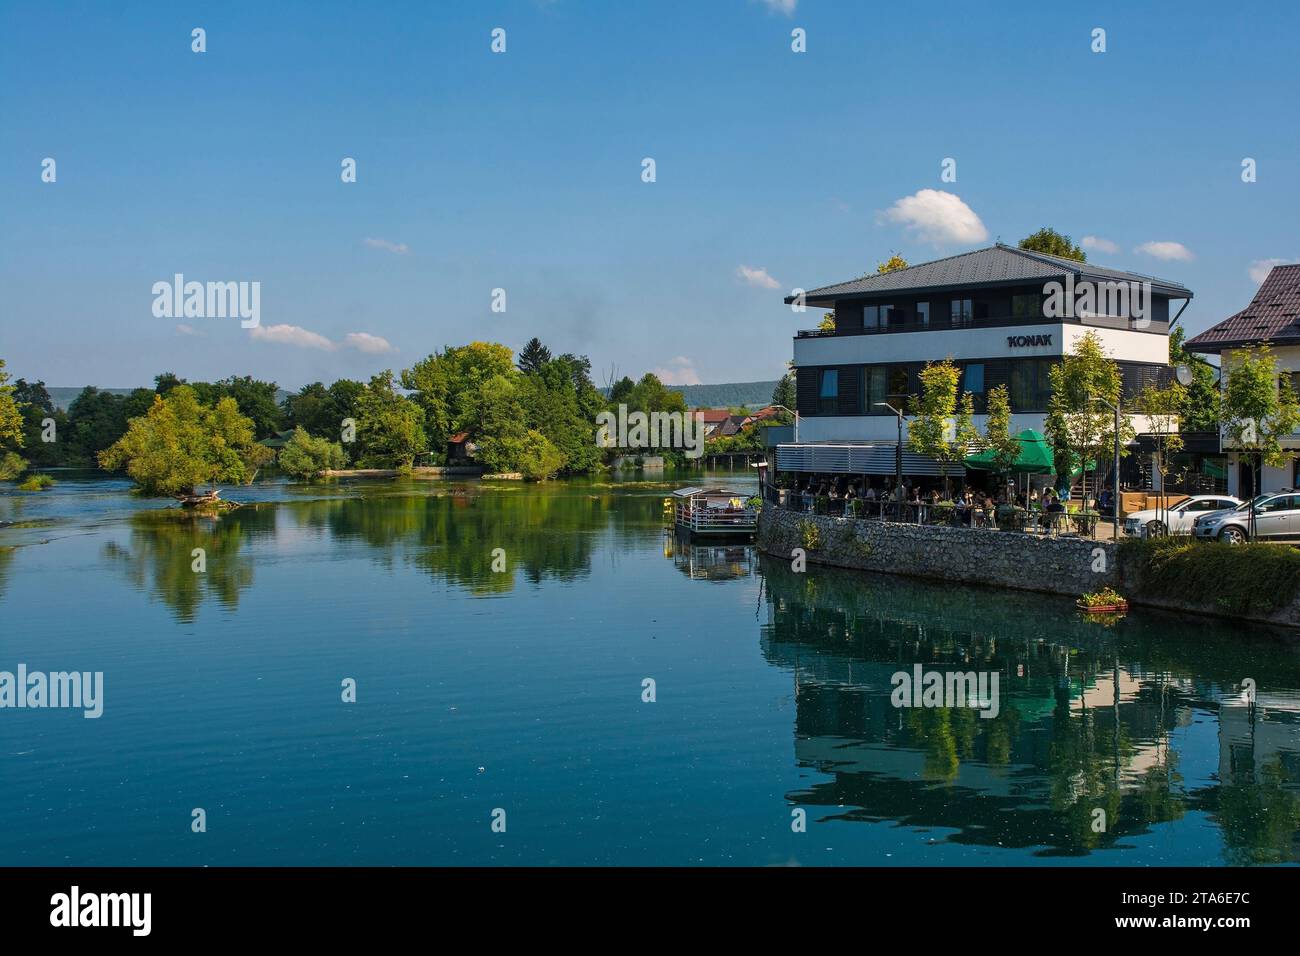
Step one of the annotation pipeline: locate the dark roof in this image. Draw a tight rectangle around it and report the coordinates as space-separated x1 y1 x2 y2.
784 243 1192 304
1185 264 1300 353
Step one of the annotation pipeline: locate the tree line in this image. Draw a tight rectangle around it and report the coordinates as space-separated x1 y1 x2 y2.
0 339 703 496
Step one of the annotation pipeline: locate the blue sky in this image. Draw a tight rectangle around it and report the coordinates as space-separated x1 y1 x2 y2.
2 0 1298 390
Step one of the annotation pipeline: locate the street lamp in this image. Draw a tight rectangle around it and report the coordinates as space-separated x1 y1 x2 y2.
766 404 799 443
1089 394 1122 541
875 401 904 519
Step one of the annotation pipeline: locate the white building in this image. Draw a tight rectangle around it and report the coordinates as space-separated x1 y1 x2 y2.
1187 263 1300 497
778 244 1191 479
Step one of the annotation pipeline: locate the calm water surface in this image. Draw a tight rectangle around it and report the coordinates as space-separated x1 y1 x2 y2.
2 473 1299 865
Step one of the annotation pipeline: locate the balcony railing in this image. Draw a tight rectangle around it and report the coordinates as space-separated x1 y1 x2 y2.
795 313 1163 338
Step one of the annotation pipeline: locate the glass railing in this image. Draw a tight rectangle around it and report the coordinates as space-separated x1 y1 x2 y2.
795 313 1165 338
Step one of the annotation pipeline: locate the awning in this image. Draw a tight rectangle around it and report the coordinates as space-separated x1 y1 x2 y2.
775 442 963 477
964 429 1055 475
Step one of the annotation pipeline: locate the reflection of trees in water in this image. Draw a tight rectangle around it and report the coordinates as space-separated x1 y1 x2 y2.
285 487 610 594
1215 759 1300 864
760 558 1224 857
0 546 13 599
103 509 269 622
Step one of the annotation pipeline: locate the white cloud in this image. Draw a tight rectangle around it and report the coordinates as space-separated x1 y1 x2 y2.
249 324 336 350
1134 241 1193 262
343 332 396 354
652 356 702 386
736 265 781 290
880 189 988 245
755 0 797 14
1249 258 1297 284
175 323 204 337
1081 235 1120 255
362 237 410 255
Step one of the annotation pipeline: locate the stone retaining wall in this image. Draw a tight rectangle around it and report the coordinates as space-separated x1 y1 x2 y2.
757 506 1119 598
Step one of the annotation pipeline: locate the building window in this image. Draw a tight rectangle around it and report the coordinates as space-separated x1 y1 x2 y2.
916 302 930 326
818 369 839 414
1010 358 1054 411
1012 293 1043 320
863 304 894 329
887 366 911 413
865 366 888 410
962 363 986 413
951 298 973 327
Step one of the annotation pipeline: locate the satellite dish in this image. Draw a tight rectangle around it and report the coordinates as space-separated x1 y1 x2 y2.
1175 364 1193 386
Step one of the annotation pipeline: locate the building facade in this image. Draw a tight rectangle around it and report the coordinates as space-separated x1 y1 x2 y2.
1186 263 1300 497
777 244 1191 478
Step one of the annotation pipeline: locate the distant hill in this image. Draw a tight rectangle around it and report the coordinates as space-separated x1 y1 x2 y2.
46 386 293 411
667 381 780 409
46 387 139 411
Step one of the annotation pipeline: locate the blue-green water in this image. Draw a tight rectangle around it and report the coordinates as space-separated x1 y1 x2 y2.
1 474 1298 866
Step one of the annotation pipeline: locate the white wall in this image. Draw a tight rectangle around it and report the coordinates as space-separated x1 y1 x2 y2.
792 322 1168 367
794 413 1158 444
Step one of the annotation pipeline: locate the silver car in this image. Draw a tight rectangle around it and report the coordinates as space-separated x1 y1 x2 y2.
1123 494 1241 538
1192 492 1300 544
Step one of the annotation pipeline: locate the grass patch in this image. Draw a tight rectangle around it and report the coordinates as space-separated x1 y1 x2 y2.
1121 537 1300 616
17 474 55 491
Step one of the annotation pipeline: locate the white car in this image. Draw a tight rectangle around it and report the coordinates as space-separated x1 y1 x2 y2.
1123 494 1241 538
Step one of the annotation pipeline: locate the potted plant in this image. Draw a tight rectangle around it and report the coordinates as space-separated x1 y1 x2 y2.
1077 586 1129 614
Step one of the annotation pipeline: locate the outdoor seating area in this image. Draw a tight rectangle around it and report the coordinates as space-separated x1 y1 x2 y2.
767 428 1106 538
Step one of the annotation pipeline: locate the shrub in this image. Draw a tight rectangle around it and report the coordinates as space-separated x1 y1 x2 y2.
17 473 55 491
518 430 563 481
0 451 25 481
799 519 822 551
278 426 346 479
1079 586 1126 608
1121 537 1300 615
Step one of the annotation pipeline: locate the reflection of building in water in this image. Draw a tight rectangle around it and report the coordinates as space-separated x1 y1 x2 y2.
1219 691 1300 787
663 532 754 581
759 559 1300 858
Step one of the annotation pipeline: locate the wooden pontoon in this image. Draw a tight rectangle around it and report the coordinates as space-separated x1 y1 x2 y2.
667 486 757 537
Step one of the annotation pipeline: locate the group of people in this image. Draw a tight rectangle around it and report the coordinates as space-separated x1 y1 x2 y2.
788 474 1088 532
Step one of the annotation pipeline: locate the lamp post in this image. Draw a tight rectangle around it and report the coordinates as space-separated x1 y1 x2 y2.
1089 394 1122 541
876 401 904 520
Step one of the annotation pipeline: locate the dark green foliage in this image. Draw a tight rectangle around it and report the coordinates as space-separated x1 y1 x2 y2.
1122 537 1300 616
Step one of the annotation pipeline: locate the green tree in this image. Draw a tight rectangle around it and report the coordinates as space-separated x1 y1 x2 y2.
98 385 266 497
352 371 429 468
12 379 65 468
519 350 602 475
876 254 909 274
277 426 347 478
818 312 836 331
0 359 26 479
1220 344 1300 535
908 359 979 495
1132 381 1187 534
517 429 564 481
983 383 1020 475
1019 227 1086 262
401 342 516 454
64 387 134 465
771 373 797 413
215 375 283 439
1169 326 1220 432
517 337 553 374
1044 331 1133 503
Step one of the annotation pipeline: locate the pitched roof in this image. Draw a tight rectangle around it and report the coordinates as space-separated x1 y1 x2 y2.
1185 264 1300 353
784 243 1192 303
698 408 732 423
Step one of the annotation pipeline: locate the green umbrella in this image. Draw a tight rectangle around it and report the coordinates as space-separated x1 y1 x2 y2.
964 429 1057 474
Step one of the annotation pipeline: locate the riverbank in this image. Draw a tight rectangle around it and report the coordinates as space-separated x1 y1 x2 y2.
757 506 1300 632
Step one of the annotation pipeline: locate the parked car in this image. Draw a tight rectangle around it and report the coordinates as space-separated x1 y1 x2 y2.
1192 491 1300 544
1123 495 1241 538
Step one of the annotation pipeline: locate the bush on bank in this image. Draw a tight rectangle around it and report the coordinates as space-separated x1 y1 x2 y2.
1120 537 1300 616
